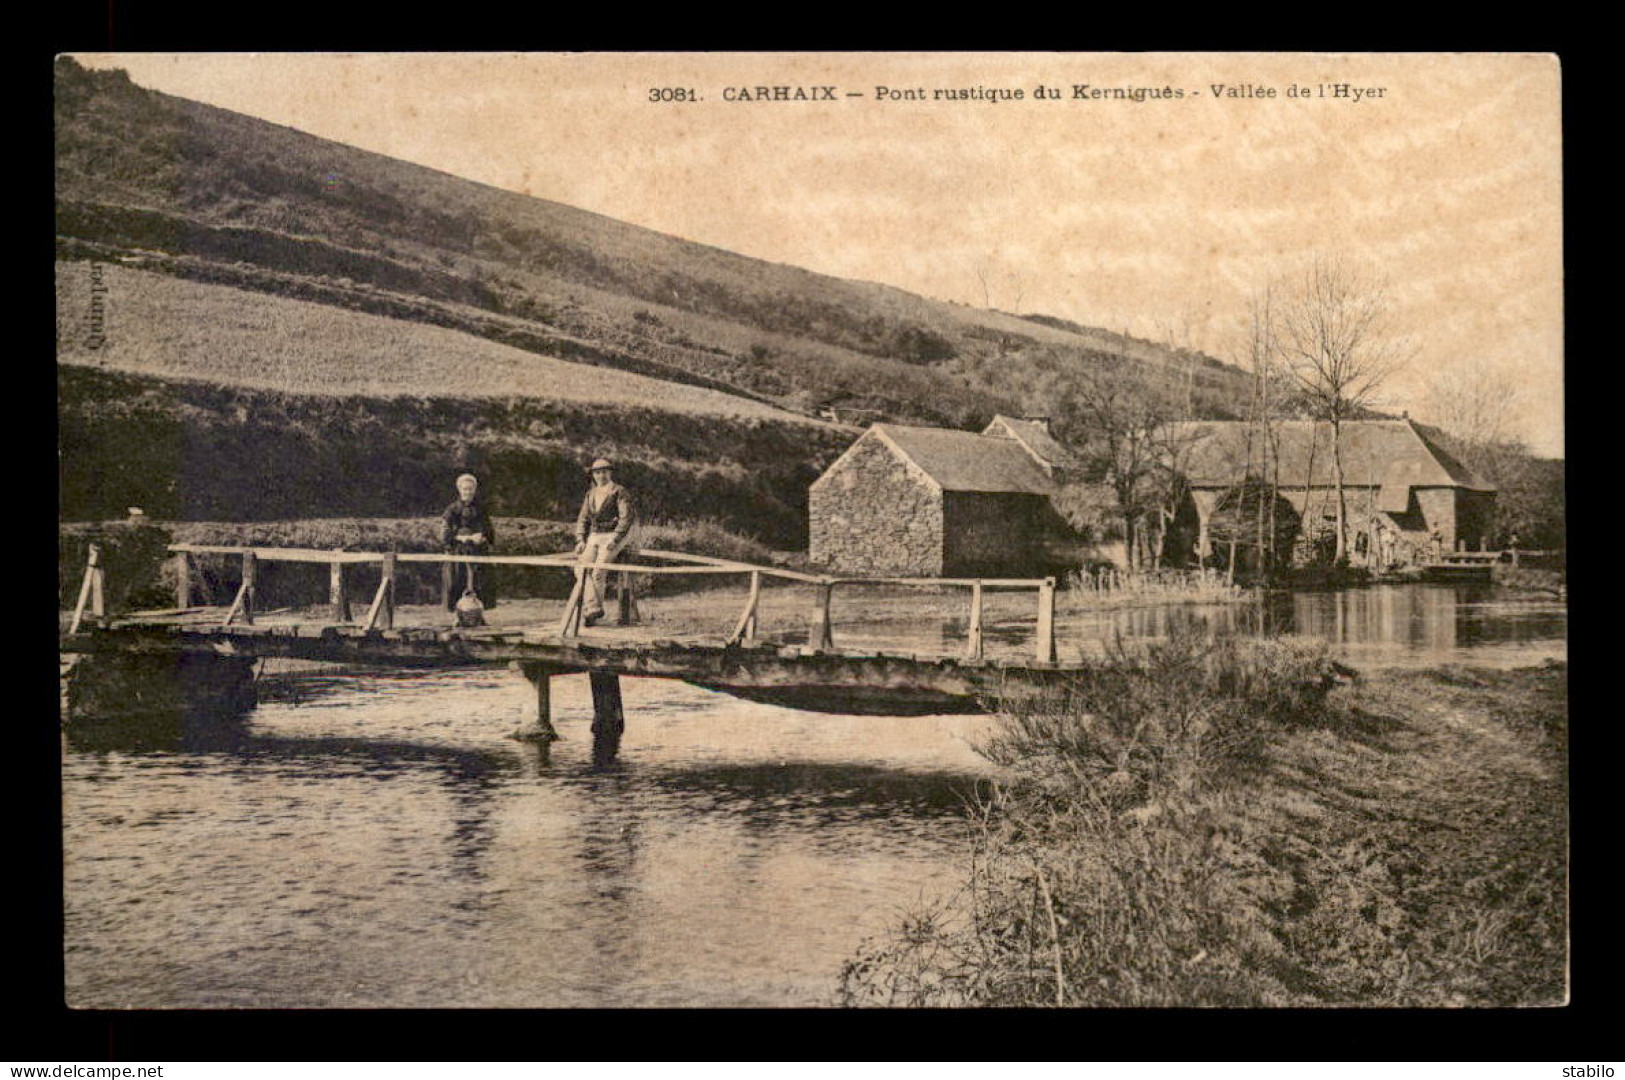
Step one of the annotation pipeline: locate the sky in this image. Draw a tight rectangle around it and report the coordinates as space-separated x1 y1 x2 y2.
72 52 1564 456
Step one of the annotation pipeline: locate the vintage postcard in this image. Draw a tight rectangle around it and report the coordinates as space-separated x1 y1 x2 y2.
56 52 1565 1009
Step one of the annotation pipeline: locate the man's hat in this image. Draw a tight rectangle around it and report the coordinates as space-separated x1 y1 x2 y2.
587 457 614 472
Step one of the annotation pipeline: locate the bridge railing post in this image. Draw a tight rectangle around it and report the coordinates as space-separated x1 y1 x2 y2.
966 581 984 660
363 553 396 631
89 548 107 628
330 553 351 622
1035 576 1057 664
174 550 192 610
381 552 395 630
616 570 641 626
242 550 257 624
727 569 762 646
557 572 586 638
68 543 103 635
223 550 257 626
808 580 834 653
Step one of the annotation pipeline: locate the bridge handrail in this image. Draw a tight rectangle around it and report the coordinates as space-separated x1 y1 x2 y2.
163 544 1047 588
152 543 1058 661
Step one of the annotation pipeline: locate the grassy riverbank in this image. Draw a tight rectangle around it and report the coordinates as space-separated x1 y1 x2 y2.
839 636 1567 1007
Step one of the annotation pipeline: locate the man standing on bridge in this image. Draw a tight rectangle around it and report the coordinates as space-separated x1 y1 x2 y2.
574 457 637 626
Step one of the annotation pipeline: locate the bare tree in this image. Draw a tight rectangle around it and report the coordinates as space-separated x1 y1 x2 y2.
1051 354 1182 571
1426 366 1522 447
971 258 993 309
1213 283 1292 580
971 255 1027 314
1425 367 1552 549
1275 256 1408 564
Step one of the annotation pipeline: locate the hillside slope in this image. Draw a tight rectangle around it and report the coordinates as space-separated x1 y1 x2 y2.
54 57 1253 425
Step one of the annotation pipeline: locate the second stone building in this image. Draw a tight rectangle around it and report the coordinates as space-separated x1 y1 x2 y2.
809 416 1076 577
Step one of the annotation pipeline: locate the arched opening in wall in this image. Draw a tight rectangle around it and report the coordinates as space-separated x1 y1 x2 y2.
1206 478 1300 580
1161 491 1204 569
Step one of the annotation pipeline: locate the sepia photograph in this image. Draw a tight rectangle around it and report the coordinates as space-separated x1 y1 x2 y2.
55 51 1566 1009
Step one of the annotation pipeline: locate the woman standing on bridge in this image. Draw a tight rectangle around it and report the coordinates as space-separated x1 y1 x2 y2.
442 473 497 610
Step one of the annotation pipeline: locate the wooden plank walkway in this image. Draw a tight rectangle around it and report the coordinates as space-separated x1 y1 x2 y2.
61 544 1076 718
59 617 1077 716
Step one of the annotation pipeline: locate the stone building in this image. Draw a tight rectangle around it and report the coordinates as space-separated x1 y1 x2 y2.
809 416 1076 576
1164 418 1497 567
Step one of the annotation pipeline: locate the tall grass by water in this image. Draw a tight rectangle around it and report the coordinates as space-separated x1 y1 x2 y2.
1063 566 1247 609
839 630 1566 1007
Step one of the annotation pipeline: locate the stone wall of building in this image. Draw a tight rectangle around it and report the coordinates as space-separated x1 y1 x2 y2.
809 435 943 575
1415 487 1460 551
1190 482 1495 567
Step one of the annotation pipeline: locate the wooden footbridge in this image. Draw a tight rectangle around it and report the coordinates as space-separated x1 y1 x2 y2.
61 543 1079 756
1422 550 1500 583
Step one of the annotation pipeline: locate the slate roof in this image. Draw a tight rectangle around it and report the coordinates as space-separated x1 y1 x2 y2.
1165 419 1494 492
983 415 1082 472
874 424 1057 495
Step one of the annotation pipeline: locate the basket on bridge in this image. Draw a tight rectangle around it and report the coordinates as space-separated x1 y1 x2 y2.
454 563 487 627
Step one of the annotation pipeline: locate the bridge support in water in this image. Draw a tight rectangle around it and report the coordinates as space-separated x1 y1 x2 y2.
512 663 624 764
589 671 625 765
512 662 562 743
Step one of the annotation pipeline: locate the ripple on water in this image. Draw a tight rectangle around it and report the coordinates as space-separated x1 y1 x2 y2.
63 670 986 1008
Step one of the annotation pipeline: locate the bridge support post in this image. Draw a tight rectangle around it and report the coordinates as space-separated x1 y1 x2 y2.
589 670 625 764
512 661 561 742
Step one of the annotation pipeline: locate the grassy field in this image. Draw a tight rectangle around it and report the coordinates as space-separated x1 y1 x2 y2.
840 633 1567 1007
56 261 828 422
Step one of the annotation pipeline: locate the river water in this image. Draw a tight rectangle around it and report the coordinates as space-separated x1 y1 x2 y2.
61 583 1564 1008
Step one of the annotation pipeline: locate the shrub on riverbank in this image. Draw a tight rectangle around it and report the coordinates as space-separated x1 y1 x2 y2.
839 636 1567 1007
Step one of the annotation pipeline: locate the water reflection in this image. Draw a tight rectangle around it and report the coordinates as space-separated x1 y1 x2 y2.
63 670 986 1008
1257 585 1565 667
842 583 1565 669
